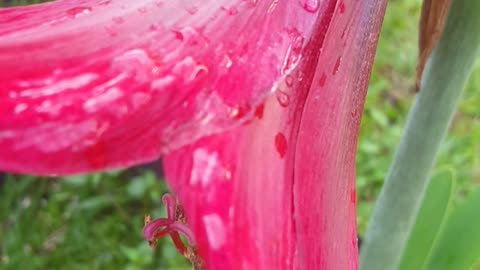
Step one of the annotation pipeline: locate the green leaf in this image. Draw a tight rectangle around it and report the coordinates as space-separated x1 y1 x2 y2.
423 188 480 270
398 170 454 270
360 1 480 269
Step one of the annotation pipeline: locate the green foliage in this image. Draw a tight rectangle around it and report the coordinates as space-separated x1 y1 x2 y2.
360 0 480 269
424 188 480 270
398 170 454 270
357 0 480 236
399 174 480 270
0 172 190 269
0 0 50 7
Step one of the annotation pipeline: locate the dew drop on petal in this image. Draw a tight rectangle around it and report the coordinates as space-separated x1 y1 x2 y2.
319 72 327 87
254 103 265 119
299 0 320 13
285 75 294 87
222 54 233 69
333 56 341 75
339 2 346 14
274 132 288 158
268 0 279 13
297 70 305 82
276 91 290 107
221 6 238 16
66 6 92 18
228 104 250 120
149 23 160 31
281 30 304 75
351 189 357 203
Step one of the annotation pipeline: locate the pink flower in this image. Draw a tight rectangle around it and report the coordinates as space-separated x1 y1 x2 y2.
0 0 387 269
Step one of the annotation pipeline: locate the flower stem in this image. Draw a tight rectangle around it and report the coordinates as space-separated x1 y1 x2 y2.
359 1 480 270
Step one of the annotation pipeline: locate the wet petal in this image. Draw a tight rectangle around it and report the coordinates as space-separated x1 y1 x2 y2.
163 1 387 269
0 0 321 175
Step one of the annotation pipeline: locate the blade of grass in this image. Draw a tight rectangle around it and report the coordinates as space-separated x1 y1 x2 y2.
359 1 480 270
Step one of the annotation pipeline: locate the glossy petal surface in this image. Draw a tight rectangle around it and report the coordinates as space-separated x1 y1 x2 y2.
163 1 387 269
0 0 319 174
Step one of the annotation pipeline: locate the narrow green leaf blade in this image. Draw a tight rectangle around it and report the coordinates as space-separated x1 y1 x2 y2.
398 170 454 270
424 188 480 270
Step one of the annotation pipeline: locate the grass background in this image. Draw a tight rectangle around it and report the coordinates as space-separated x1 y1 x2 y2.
1 0 479 269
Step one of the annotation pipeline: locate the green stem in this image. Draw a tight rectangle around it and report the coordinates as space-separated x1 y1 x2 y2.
359 1 480 270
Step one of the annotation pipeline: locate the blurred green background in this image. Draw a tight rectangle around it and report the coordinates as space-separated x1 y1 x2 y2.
1 0 479 269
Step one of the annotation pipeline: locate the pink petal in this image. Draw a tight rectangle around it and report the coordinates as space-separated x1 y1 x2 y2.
0 0 320 175
163 1 387 269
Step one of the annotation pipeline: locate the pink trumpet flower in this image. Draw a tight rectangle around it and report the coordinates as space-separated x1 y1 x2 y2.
0 0 387 269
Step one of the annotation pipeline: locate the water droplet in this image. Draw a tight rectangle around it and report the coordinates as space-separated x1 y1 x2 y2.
248 0 258 8
351 189 357 203
172 30 184 41
254 103 265 119
351 110 357 118
189 64 209 80
341 28 347 39
276 91 290 107
339 2 346 14
86 142 107 170
222 54 233 69
99 0 111 6
332 56 341 75
297 70 305 82
137 7 147 13
66 6 92 18
171 27 208 47
268 0 279 13
274 132 288 158
300 0 320 13
285 75 294 87
281 30 304 75
149 23 161 31
221 6 238 15
112 16 124 24
319 72 327 87
228 104 250 120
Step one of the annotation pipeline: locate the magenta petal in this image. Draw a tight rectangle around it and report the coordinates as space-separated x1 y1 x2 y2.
0 0 321 175
163 1 387 269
